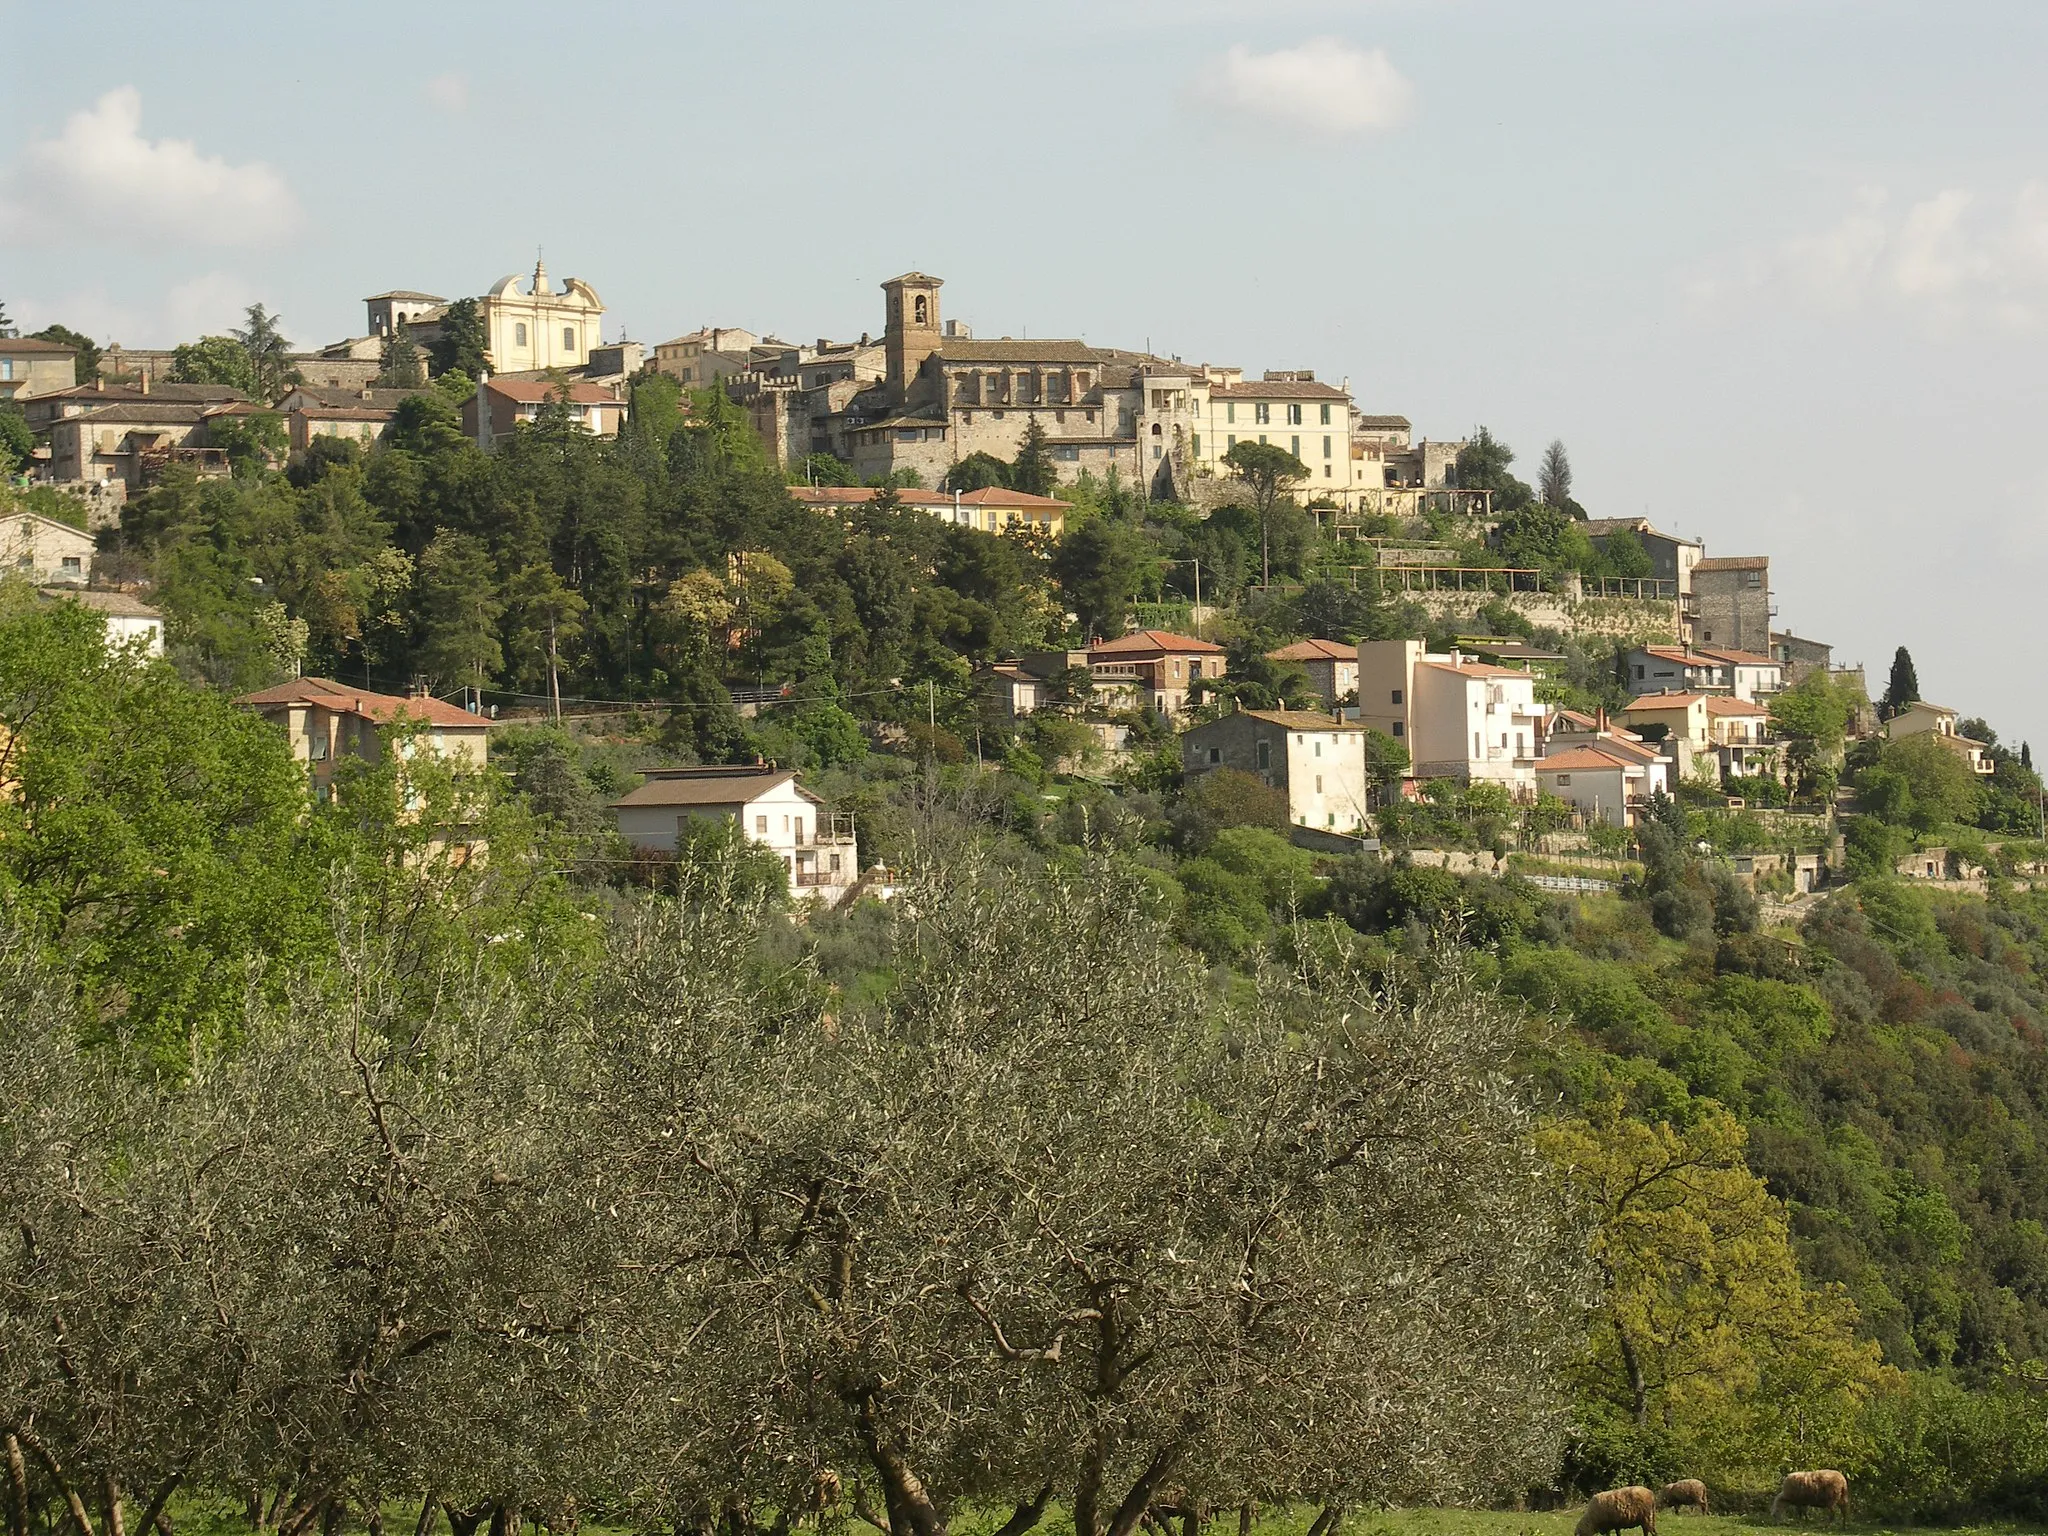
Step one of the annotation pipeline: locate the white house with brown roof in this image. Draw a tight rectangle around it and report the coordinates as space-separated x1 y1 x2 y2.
1 510 94 586
41 587 163 656
463 376 626 449
609 764 859 903
1266 638 1358 713
1534 745 1655 828
1181 707 1370 836
237 677 489 798
1355 639 1548 793
1624 645 1783 703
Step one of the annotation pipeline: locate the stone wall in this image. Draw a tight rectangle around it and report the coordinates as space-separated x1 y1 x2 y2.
1396 589 1680 645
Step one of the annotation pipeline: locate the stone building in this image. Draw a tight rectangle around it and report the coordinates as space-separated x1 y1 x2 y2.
736 270 1365 507
1 510 95 585
1583 517 1702 591
1688 555 1771 653
1182 707 1371 836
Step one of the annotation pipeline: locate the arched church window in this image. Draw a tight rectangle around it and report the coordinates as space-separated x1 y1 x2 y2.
914 295 928 325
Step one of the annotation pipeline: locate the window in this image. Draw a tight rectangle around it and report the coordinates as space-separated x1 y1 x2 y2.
914 294 928 324
782 815 790 831
1744 571 1762 588
1320 403 1332 425
1055 409 1066 423
1188 660 1202 679
1291 435 1300 457
309 732 329 762
1556 774 1571 786
794 817 804 844
59 556 81 574
514 322 528 347
0 361 11 381
1314 741 1322 757
1207 747 1221 764
1474 731 1482 756
1227 434 1236 450
1323 435 1333 459
1391 688 1403 704
1152 444 1162 459
1259 434 1267 444
1315 775 1324 793
830 854 842 873
1053 445 1080 461
1256 741 1270 769
756 815 768 833
1286 403 1302 425
1254 403 1270 425
1226 402 1236 424
1634 665 1644 679
1391 721 1404 737
1322 464 1331 477
1191 433 1201 456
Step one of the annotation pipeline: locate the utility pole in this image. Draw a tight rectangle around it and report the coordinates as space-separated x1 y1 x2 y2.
547 615 562 724
928 678 937 737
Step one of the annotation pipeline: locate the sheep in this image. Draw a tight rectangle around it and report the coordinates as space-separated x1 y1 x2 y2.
1656 1481 1710 1516
1770 1470 1850 1522
1576 1486 1659 1536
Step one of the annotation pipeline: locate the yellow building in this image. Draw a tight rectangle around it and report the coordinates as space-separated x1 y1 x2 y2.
481 258 605 375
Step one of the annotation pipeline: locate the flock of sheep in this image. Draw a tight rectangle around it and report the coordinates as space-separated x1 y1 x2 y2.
1574 1471 1852 1535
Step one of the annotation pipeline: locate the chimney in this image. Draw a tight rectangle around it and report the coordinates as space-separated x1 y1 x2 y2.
94 377 104 392
953 488 963 523
139 371 150 395
1596 706 1608 733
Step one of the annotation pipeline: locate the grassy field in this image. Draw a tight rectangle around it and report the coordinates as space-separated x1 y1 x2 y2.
1255 1512 2044 1536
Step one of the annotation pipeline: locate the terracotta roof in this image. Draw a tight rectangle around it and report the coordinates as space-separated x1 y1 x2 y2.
294 406 395 422
63 402 214 425
1353 414 1411 429
1212 379 1349 400
1266 639 1355 663
1550 708 1600 730
1089 628 1226 658
1705 696 1770 716
1237 708 1363 731
237 676 484 730
482 377 622 405
934 338 1103 365
1693 556 1768 572
1420 660 1528 680
36 381 248 406
0 337 79 356
41 588 160 618
1623 692 1708 710
1540 747 1641 773
1692 645 1777 667
364 290 446 302
286 386 422 411
609 765 820 809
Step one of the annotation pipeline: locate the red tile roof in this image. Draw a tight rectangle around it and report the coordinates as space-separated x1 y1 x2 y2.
1540 747 1642 773
1421 660 1528 680
1693 556 1768 572
1089 628 1225 657
482 377 622 405
1624 692 1708 710
238 676 484 729
1267 638 1355 662
1211 379 1349 400
1704 696 1771 716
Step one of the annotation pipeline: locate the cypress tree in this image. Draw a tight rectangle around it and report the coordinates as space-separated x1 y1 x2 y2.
1882 646 1920 719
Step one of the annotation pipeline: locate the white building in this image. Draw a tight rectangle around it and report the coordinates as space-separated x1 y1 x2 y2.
1355 639 1547 794
1180 707 1371 836
609 765 860 903
1624 645 1784 703
42 587 164 656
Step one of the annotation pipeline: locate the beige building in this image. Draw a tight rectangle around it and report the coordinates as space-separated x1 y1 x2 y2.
277 385 418 453
45 401 254 489
1181 707 1371 836
237 677 489 800
1534 745 1656 828
463 377 626 450
1356 639 1547 792
1 510 95 585
1196 373 1355 501
22 379 247 434
1624 645 1784 703
0 337 79 403
609 764 860 904
1885 699 1994 776
788 484 1067 537
480 259 605 375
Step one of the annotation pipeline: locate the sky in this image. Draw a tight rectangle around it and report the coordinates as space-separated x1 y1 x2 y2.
3 0 2044 745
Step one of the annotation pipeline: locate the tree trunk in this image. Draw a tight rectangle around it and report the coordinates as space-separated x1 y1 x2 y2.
4 1436 29 1536
413 1496 439 1536
1238 1506 1254 1536
100 1473 124 1536
1615 1322 1650 1427
987 1489 1050 1536
446 1505 493 1536
851 1399 943 1536
1103 1444 1186 1536
14 1430 94 1536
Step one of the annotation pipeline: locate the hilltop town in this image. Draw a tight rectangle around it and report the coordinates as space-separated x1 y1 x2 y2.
0 263 2025 899
9 261 2048 1533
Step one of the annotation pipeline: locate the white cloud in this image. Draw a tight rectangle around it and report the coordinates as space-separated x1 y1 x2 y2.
1690 183 2048 331
424 73 470 114
1191 38 1414 136
0 88 300 247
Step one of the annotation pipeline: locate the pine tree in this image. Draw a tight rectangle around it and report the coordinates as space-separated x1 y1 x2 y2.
1010 416 1057 496
2024 741 2034 773
1882 645 1920 719
1537 439 1573 509
231 303 299 400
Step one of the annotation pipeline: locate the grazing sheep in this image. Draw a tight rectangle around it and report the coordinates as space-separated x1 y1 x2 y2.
1657 1482 1710 1516
1770 1470 1850 1522
1576 1486 1659 1536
